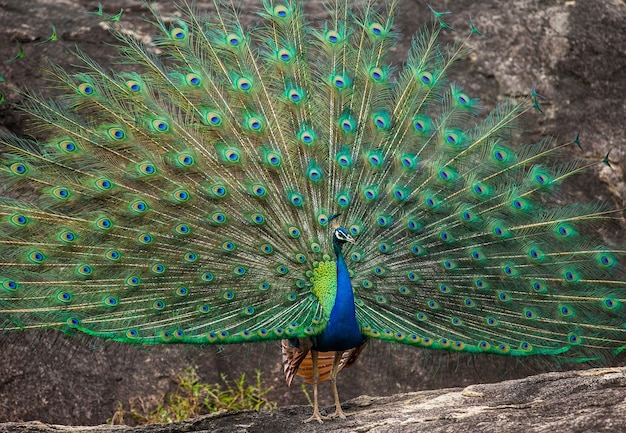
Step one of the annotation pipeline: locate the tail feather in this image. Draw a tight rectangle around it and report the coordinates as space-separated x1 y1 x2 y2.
0 0 624 363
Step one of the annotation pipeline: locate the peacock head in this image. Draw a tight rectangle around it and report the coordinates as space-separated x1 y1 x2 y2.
329 214 355 251
333 226 355 246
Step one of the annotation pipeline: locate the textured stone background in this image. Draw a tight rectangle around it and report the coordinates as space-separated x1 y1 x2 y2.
0 0 625 429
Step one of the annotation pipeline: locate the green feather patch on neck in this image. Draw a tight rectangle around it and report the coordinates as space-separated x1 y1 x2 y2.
311 261 337 319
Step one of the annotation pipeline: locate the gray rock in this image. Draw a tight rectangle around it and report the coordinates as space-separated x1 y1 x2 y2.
1 367 625 432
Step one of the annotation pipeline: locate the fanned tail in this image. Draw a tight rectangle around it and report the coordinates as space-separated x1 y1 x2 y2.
0 0 624 364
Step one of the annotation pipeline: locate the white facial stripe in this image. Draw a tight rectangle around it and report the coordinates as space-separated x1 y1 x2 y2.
335 230 355 243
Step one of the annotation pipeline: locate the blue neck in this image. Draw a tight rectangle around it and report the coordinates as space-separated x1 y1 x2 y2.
313 243 363 351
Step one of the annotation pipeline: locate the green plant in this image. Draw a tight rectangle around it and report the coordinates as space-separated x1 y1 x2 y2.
301 383 313 407
110 368 277 425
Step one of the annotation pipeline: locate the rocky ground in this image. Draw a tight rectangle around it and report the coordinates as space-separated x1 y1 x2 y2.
1 368 626 432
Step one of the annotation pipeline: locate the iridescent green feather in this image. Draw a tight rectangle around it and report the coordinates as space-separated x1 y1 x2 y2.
0 0 625 364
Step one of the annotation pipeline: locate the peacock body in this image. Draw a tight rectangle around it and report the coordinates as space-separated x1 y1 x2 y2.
0 0 625 423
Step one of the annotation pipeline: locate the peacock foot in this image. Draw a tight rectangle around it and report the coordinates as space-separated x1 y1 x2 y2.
327 407 354 419
303 411 329 424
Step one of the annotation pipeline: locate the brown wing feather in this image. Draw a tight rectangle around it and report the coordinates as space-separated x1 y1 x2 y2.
282 338 367 385
342 339 368 369
281 338 312 387
296 350 336 384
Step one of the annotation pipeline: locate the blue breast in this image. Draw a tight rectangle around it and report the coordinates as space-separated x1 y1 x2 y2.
313 253 363 352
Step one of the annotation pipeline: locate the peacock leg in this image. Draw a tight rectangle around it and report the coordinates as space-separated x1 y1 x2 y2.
328 350 351 419
304 350 327 423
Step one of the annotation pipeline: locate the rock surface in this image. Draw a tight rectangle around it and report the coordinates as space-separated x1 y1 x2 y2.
0 0 625 429
1 367 626 432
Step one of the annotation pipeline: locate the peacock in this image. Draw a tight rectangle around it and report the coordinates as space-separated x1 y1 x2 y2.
0 0 625 424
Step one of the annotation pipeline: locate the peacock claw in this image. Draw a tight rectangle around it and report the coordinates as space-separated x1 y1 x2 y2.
303 412 328 424
328 405 356 419
328 410 348 419
304 408 353 423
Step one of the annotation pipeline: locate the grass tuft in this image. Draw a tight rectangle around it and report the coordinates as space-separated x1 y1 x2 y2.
109 367 277 425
